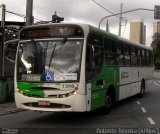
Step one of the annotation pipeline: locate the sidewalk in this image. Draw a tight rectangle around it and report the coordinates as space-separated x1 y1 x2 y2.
0 101 22 116
154 71 160 79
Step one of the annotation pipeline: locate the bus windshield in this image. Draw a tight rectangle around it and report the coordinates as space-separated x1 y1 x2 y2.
17 39 83 82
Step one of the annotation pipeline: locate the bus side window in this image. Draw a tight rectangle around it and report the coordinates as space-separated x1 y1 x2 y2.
146 51 149 67
117 43 124 66
131 47 137 66
141 49 145 67
138 49 142 67
123 45 131 66
104 38 116 66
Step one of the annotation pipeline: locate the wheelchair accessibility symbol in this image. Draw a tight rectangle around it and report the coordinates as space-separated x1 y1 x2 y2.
43 71 54 82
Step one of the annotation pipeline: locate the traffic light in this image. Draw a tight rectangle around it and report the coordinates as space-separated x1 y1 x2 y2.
154 5 160 19
52 14 64 23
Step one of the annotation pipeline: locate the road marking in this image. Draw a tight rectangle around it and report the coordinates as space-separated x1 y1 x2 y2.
137 101 141 105
148 117 156 125
141 107 147 113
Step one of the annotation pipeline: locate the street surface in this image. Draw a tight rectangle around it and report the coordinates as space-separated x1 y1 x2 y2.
0 72 160 134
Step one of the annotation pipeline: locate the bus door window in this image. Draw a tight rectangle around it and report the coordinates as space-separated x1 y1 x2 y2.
86 34 103 81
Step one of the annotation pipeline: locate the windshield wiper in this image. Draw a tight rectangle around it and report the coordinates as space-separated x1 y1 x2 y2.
52 37 67 58
48 37 67 68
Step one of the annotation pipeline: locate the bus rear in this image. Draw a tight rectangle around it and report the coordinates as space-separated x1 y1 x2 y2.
15 24 90 112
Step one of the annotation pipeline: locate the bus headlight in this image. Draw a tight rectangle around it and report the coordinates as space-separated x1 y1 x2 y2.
58 89 77 98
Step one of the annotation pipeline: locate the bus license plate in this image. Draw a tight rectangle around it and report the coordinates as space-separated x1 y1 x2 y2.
38 101 50 106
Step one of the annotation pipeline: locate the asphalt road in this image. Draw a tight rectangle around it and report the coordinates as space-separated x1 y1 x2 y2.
0 75 160 134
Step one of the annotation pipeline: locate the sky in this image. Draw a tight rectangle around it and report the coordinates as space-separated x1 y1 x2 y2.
0 0 160 46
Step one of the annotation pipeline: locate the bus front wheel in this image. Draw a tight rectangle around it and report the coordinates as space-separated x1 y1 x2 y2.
100 90 114 114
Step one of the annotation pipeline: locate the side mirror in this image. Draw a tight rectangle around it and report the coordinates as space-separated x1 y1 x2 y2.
4 39 19 64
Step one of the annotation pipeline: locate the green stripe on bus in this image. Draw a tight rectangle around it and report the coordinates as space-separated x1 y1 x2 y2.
17 82 44 98
91 63 120 110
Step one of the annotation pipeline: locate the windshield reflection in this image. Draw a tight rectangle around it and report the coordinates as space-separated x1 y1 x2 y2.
17 39 83 82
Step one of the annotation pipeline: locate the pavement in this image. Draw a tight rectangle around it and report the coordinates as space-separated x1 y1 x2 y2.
0 101 24 116
153 71 160 79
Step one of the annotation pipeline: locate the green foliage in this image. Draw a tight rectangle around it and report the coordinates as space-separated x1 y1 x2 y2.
151 32 160 70
155 57 160 70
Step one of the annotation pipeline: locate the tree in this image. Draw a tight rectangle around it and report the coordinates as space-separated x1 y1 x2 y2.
151 32 160 70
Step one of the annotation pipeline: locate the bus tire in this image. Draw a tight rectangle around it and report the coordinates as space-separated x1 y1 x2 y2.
138 80 145 98
100 89 114 114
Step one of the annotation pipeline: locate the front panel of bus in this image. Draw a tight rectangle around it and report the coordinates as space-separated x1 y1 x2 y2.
14 24 89 112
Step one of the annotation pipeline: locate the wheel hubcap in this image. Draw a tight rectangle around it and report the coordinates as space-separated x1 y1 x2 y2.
106 95 112 108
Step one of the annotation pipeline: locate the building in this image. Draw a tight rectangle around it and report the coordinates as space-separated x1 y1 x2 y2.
130 19 146 45
153 20 160 35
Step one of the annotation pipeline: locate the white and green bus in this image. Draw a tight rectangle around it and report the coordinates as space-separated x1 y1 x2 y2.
15 23 153 113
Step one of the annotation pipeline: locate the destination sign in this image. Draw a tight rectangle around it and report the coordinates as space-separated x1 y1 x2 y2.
20 25 84 39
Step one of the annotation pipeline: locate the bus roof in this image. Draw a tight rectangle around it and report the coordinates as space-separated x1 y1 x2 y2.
118 37 152 50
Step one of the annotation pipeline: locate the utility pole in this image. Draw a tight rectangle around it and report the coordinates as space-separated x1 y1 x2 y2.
1 4 6 27
1 4 6 77
118 3 123 36
106 19 109 32
26 0 33 26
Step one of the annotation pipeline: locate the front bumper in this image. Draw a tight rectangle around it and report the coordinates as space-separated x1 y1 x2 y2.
15 91 87 112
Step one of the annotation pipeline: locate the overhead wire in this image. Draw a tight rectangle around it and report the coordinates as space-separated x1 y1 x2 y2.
91 0 128 36
6 10 25 18
91 0 127 22
6 10 44 22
